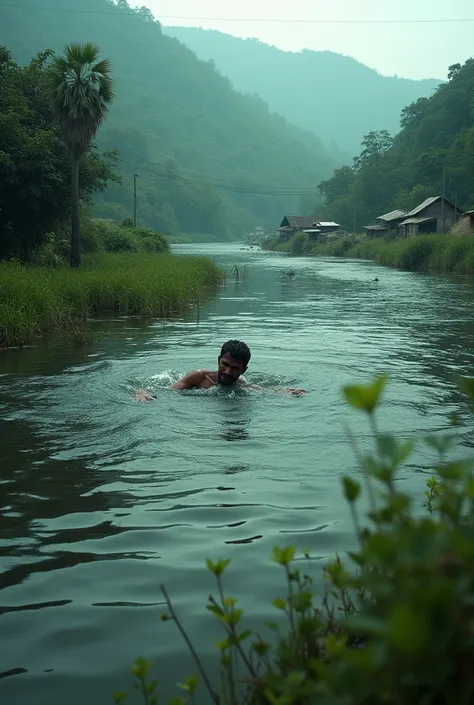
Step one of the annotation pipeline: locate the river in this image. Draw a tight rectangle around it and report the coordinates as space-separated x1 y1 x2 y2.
1 243 474 704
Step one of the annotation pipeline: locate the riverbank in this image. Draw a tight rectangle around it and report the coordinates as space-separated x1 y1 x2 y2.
263 233 474 274
0 252 223 348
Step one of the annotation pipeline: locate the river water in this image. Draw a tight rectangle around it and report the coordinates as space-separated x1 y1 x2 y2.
1 243 474 704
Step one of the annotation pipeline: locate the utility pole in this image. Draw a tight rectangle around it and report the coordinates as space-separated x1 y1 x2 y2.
133 173 138 227
441 165 446 233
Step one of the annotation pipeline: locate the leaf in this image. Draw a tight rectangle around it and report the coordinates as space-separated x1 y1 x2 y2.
342 476 361 503
344 614 386 635
465 477 474 498
206 604 225 619
224 608 242 625
425 434 455 455
206 558 230 576
437 461 465 481
237 629 252 642
456 375 474 411
342 373 388 414
271 545 296 565
253 640 271 657
387 604 427 653
178 674 199 694
272 598 287 610
376 435 415 467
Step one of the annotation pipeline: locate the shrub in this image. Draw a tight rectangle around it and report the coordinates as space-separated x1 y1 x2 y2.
290 232 307 255
117 373 474 705
133 227 169 253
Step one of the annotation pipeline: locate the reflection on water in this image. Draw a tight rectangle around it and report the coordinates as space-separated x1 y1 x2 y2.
1 244 474 704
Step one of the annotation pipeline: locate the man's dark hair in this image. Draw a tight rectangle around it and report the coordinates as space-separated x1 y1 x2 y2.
220 340 251 365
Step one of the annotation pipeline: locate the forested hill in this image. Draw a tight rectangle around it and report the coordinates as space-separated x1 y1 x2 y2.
316 59 474 231
1 0 335 239
165 27 440 155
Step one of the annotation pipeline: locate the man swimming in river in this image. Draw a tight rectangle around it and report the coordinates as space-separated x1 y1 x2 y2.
133 339 306 399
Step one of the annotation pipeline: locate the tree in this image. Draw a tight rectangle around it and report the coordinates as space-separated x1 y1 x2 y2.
0 46 118 262
49 43 115 267
353 130 393 171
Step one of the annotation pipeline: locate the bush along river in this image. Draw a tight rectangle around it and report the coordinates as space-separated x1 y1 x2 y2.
1 243 474 704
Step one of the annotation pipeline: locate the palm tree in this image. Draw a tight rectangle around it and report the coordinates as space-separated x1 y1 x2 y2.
49 43 115 267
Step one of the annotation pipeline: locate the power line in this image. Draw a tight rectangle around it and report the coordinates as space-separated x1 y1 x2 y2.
96 141 316 194
109 153 316 196
1 4 474 23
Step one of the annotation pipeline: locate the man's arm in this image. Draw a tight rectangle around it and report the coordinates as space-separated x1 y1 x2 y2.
133 388 155 401
238 379 262 390
169 369 206 390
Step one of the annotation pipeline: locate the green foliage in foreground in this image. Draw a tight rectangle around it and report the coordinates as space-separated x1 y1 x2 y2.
0 253 222 347
117 372 474 705
263 232 474 274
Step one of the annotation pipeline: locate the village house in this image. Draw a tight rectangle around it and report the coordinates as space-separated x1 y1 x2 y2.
276 216 316 241
277 216 341 243
363 209 406 238
398 196 464 236
456 209 474 233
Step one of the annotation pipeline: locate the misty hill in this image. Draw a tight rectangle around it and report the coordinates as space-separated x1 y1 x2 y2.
1 0 336 239
316 59 474 231
165 27 441 155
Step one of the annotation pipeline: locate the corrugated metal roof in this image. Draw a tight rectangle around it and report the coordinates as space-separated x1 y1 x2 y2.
303 228 322 233
364 224 388 231
399 216 437 226
282 216 315 229
317 221 340 227
405 197 441 217
377 209 406 222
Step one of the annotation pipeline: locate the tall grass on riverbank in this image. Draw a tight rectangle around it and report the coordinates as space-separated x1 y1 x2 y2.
0 253 223 348
346 233 474 273
264 231 474 274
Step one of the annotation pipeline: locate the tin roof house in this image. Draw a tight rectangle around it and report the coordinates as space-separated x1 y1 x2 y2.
398 197 464 236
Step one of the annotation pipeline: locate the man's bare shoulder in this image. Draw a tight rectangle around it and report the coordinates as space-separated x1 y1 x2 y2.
170 368 214 390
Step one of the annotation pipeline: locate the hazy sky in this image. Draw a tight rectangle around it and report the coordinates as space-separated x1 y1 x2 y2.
144 0 473 80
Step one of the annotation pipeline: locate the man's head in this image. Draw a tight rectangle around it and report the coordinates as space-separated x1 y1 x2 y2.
217 340 251 385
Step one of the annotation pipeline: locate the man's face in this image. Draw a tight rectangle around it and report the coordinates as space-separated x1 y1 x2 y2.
217 353 247 385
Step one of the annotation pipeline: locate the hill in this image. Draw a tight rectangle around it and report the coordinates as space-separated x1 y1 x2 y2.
316 59 474 230
164 27 441 156
1 0 336 239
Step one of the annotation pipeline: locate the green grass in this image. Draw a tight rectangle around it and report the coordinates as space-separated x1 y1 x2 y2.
342 234 474 273
0 252 223 348
265 232 474 274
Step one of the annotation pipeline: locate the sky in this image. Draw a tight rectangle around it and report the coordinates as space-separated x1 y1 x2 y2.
143 0 474 80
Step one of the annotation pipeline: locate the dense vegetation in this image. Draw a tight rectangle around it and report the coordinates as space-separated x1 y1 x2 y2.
1 0 336 239
117 373 474 705
316 59 474 231
0 46 118 262
165 27 440 156
0 253 222 348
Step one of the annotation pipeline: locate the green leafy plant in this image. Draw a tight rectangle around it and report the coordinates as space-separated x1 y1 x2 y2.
117 373 474 705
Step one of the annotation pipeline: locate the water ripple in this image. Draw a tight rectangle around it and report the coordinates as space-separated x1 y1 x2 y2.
1 244 474 705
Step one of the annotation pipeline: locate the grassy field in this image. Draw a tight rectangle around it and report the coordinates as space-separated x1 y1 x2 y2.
263 233 474 274
0 252 223 348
